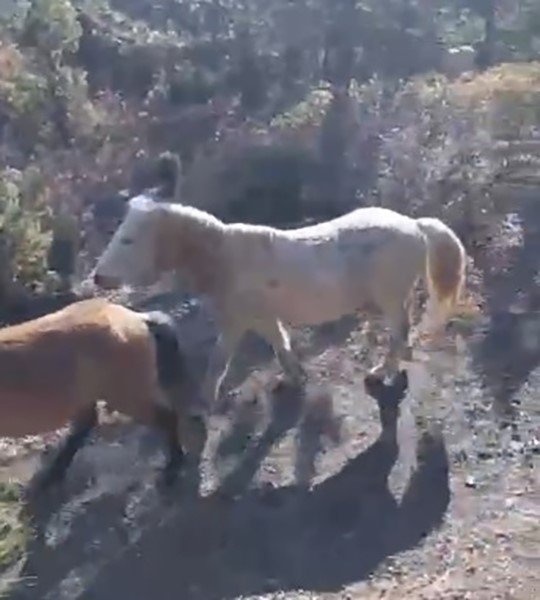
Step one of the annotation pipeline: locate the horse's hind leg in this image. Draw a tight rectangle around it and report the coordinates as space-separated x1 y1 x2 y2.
202 326 242 407
258 319 306 385
370 302 411 380
33 403 98 492
153 403 184 487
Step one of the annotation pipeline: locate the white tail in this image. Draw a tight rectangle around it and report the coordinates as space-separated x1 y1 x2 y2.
416 217 467 331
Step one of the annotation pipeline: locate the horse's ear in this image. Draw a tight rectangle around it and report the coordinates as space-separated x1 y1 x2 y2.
156 152 182 200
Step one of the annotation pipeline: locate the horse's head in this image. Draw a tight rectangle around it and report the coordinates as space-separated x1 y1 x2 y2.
93 194 162 289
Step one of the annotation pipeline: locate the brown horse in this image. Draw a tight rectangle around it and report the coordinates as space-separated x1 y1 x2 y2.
0 298 206 492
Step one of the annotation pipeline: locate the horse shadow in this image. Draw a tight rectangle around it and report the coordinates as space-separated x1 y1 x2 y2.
471 197 540 420
134 290 362 413
11 372 450 600
215 379 343 493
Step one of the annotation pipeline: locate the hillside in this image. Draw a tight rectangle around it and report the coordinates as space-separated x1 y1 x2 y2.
0 1 540 599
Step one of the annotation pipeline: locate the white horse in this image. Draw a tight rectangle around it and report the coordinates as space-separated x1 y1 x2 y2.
93 195 466 405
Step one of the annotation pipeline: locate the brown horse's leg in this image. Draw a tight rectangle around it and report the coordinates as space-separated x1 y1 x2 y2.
34 403 98 492
153 404 184 487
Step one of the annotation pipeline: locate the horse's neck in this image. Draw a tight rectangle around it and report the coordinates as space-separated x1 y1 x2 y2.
176 214 226 295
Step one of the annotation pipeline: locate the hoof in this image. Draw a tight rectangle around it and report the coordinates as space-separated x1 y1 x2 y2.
363 372 386 397
157 467 182 496
159 450 185 490
364 369 409 402
288 367 308 387
368 361 402 384
271 378 287 392
274 373 304 392
402 345 414 362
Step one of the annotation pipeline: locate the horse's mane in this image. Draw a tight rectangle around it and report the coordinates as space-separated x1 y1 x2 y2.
161 202 225 232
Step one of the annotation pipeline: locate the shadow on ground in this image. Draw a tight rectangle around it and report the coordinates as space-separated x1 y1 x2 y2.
471 197 540 420
10 376 449 600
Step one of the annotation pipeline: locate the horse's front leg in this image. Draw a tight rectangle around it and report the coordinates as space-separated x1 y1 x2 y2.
258 319 306 386
357 315 379 365
202 328 242 407
30 402 98 493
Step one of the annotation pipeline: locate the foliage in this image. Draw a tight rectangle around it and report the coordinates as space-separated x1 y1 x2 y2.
23 0 82 62
1 0 540 289
52 64 100 140
47 210 79 281
449 61 540 136
183 131 314 226
0 482 27 574
270 88 334 133
377 73 500 230
0 167 52 290
224 142 310 225
0 42 50 148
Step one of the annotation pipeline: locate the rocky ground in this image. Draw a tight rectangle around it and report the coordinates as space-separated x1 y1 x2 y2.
0 279 537 600
1 201 540 599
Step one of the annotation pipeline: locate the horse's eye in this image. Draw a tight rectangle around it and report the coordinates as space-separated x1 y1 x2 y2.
120 237 133 246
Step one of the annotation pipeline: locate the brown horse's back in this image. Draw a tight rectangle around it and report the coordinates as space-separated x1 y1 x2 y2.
0 299 158 437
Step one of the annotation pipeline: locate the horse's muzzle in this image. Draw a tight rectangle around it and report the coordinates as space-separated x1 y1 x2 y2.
93 272 120 289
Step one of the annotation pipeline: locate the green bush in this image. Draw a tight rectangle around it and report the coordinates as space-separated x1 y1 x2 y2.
0 481 27 576
270 87 334 133
23 0 82 62
0 51 50 150
0 167 52 293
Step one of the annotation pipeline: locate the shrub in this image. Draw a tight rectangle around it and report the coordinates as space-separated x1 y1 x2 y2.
0 45 50 150
224 142 309 225
449 61 540 138
22 0 82 63
0 167 52 297
0 481 27 576
372 64 540 244
47 211 79 286
270 87 334 134
183 132 313 226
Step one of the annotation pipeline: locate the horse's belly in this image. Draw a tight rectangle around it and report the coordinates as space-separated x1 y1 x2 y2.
0 388 73 438
266 281 356 326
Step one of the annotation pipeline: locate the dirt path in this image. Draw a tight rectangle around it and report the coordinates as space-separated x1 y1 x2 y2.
1 288 538 600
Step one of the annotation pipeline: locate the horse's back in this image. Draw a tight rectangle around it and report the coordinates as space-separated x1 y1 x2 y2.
288 206 419 239
0 300 156 429
0 299 181 438
278 206 425 281
0 298 119 344
221 207 425 324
